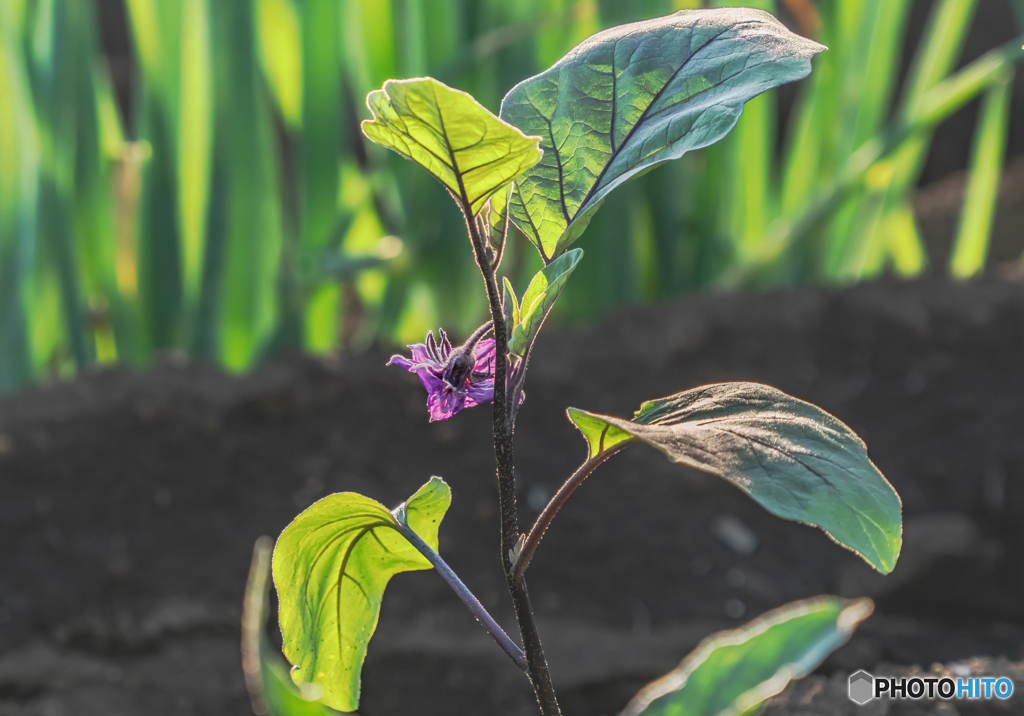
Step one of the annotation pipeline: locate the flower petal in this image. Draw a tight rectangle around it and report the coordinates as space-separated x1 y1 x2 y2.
417 368 446 395
427 384 466 421
464 379 495 408
389 327 501 421
408 342 439 366
473 338 496 374
387 354 415 371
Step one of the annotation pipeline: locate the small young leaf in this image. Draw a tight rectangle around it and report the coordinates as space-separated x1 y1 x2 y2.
362 78 543 216
484 183 513 247
622 596 873 716
568 408 635 460
509 248 583 356
500 9 825 260
567 383 902 573
502 276 520 343
273 477 451 712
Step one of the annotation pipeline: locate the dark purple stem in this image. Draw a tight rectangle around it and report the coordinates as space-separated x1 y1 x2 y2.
462 200 561 716
392 514 527 670
513 441 633 579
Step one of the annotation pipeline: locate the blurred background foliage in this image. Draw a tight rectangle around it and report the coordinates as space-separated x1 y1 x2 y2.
0 0 1022 391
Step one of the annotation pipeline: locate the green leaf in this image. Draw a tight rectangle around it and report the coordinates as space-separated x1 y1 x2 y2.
483 182 513 250
509 248 582 356
500 8 825 260
623 596 874 716
567 383 902 573
362 77 543 216
568 407 636 460
502 276 519 343
273 477 451 712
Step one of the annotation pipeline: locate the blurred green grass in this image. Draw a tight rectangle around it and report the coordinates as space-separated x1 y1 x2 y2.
0 0 1021 391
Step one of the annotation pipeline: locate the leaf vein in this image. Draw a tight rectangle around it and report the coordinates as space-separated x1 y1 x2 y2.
578 26 733 214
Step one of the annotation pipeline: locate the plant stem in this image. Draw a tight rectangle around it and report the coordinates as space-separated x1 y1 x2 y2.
464 206 562 716
513 441 632 579
392 516 527 670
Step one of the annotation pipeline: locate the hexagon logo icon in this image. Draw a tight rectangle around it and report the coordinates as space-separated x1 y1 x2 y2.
849 670 874 705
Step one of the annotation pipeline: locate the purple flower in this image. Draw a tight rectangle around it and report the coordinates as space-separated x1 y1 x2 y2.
388 329 497 421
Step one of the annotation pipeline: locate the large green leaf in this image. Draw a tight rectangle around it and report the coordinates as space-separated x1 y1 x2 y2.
567 383 901 573
273 477 451 712
623 596 873 716
500 8 825 260
362 77 543 216
509 248 582 356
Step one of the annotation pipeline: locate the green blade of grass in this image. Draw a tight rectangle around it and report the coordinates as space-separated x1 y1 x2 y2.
256 0 303 129
880 201 927 277
291 0 344 354
83 48 142 365
711 0 777 256
722 32 1024 288
0 0 40 389
396 0 427 77
190 147 228 360
900 0 979 121
779 0 852 217
213 0 283 370
33 0 95 370
779 64 827 218
177 0 213 313
831 0 977 281
816 0 911 280
126 0 184 354
949 69 1013 278
860 0 978 278
850 1 911 147
300 0 342 253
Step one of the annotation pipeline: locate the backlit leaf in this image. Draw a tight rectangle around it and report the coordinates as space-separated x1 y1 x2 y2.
623 596 873 716
502 276 519 343
482 182 513 250
273 477 451 712
362 77 543 216
567 383 901 573
500 8 825 260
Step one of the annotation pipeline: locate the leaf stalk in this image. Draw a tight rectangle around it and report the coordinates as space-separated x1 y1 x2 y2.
391 515 527 670
513 442 632 579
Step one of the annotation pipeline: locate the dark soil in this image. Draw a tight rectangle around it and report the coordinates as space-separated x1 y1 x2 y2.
2 276 1024 716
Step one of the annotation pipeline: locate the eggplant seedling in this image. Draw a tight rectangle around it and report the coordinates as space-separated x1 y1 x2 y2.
264 9 902 715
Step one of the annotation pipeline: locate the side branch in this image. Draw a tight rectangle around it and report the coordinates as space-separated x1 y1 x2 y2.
513 441 633 579
392 517 527 670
